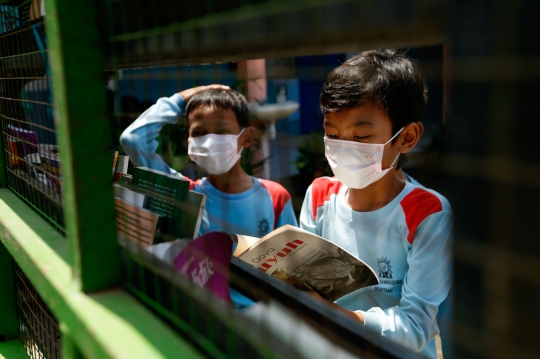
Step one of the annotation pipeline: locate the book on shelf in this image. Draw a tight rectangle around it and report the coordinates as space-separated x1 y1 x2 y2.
7 138 22 168
115 173 132 187
39 149 62 194
7 124 51 186
7 124 39 157
232 225 379 302
115 154 129 174
113 183 148 208
111 150 119 176
114 197 164 248
131 167 191 240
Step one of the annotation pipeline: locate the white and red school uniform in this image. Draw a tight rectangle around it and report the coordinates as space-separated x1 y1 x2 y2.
300 177 453 359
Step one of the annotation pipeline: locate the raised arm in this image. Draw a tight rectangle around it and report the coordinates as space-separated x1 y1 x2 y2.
120 85 230 175
120 94 184 174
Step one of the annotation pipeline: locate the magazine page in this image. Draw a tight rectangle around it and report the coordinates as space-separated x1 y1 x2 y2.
114 197 162 248
238 225 379 301
232 234 262 257
174 232 233 304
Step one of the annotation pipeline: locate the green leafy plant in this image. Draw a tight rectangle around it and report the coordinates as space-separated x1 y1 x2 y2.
293 132 332 178
240 129 271 176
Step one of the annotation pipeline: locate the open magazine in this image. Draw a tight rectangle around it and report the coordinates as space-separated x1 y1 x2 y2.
147 225 379 304
233 225 379 302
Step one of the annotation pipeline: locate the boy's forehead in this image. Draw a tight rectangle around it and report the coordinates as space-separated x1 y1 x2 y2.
324 105 390 128
188 105 239 126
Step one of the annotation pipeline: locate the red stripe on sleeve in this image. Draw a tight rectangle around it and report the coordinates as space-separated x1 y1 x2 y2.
311 177 342 221
180 175 201 190
189 179 202 191
400 188 443 244
260 179 291 229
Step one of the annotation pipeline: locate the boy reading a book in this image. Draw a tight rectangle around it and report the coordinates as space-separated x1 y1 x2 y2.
299 49 453 358
120 86 297 237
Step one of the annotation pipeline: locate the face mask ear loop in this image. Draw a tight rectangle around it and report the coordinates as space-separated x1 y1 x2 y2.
236 127 247 154
384 127 405 146
389 152 400 170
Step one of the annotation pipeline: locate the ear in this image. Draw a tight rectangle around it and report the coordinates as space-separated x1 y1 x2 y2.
239 126 255 148
397 122 422 154
417 121 425 138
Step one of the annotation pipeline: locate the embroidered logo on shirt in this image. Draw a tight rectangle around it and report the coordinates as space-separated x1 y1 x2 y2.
377 257 393 278
257 217 271 236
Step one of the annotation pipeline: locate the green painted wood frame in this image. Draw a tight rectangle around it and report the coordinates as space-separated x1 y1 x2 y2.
43 0 119 291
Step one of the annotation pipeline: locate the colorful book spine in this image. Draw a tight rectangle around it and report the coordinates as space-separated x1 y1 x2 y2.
39 150 62 194
7 138 22 168
7 124 39 157
111 150 119 176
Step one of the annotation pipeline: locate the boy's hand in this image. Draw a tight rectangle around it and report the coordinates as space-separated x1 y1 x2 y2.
178 85 231 102
305 291 365 323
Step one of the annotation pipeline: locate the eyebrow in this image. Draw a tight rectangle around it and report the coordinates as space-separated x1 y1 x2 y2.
323 120 335 127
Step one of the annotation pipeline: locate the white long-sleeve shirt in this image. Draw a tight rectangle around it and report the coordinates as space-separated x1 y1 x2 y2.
300 177 453 358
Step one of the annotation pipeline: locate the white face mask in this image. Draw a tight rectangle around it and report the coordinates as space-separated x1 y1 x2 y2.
188 128 245 175
324 127 404 189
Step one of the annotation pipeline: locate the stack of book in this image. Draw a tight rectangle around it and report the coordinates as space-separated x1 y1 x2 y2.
113 166 206 248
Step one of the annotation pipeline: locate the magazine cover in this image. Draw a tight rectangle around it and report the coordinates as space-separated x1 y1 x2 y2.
174 232 232 304
238 225 379 302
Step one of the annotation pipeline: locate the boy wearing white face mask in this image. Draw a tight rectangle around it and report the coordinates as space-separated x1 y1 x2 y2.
299 49 453 359
120 86 298 238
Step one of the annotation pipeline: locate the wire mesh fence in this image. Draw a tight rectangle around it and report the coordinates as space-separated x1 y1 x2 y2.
120 237 410 359
14 262 62 359
0 3 63 234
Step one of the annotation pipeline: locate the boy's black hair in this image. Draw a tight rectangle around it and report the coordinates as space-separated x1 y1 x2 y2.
185 89 250 128
320 49 427 138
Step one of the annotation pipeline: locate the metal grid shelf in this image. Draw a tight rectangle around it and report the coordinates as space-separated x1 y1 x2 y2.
14 262 62 359
0 14 63 234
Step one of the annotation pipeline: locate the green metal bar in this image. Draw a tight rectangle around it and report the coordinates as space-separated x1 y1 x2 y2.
0 339 27 359
43 0 120 291
0 150 5 187
0 117 5 187
60 323 84 359
0 189 205 359
0 243 18 341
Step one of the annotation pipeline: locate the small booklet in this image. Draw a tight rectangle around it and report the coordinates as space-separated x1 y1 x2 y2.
173 232 233 304
131 167 191 240
233 225 379 302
